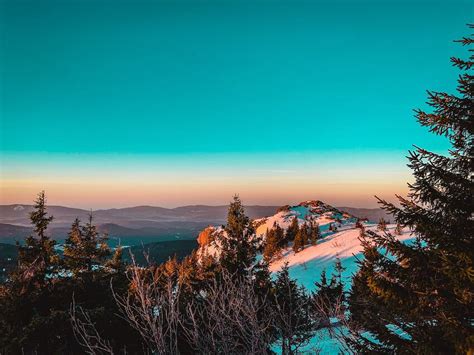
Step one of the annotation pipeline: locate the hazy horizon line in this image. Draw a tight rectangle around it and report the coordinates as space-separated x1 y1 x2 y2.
0 199 387 211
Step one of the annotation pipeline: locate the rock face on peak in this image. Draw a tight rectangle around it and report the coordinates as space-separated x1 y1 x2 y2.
196 200 357 260
197 226 219 247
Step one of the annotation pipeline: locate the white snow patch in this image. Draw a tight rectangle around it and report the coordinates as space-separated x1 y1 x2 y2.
269 224 413 292
269 225 414 354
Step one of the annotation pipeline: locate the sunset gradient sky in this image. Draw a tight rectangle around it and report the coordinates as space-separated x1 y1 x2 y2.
1 0 472 208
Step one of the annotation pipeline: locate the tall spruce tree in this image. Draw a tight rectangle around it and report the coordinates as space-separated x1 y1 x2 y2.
309 219 320 245
313 259 345 319
63 218 83 274
349 28 474 354
263 227 280 262
15 191 57 289
0 191 58 351
80 213 110 273
292 230 303 253
63 214 111 278
285 216 299 243
293 224 308 253
272 264 314 354
275 222 286 248
302 223 309 246
220 195 257 276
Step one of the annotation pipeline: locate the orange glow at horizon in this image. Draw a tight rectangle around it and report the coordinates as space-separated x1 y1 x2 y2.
0 176 410 209
1 151 413 209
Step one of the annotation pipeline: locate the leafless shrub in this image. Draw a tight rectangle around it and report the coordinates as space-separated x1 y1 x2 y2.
182 271 273 354
111 255 181 355
71 255 274 355
312 293 361 355
70 296 114 355
71 252 181 355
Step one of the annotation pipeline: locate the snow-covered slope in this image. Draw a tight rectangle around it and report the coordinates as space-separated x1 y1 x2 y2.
269 223 413 292
268 224 414 354
196 200 413 292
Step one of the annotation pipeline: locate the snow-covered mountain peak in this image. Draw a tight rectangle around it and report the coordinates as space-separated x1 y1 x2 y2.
196 200 357 258
254 201 356 237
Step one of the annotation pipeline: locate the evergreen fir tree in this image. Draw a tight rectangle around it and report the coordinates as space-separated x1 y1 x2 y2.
64 214 111 278
63 218 83 274
309 220 320 245
334 257 344 282
219 195 257 276
349 28 474 354
253 258 274 302
0 191 58 351
317 269 329 291
293 224 308 253
263 227 280 262
301 223 309 247
333 258 345 305
0 192 139 354
106 246 124 272
292 232 302 253
15 191 57 289
272 264 314 354
312 269 334 317
285 216 299 243
81 213 110 273
377 217 387 232
313 259 345 318
274 222 286 248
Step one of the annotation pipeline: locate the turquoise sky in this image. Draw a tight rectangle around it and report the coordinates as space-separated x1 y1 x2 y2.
0 0 472 207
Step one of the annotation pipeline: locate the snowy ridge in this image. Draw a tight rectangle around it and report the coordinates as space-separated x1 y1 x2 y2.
254 200 356 237
269 223 414 354
269 224 413 291
196 200 413 291
196 200 357 260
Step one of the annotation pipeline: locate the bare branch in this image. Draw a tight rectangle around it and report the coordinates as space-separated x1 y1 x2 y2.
70 296 114 355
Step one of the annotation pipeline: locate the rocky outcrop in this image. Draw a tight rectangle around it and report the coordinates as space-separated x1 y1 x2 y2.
197 226 217 247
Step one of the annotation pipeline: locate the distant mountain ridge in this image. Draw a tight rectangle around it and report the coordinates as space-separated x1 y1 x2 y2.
0 203 390 241
0 204 280 226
